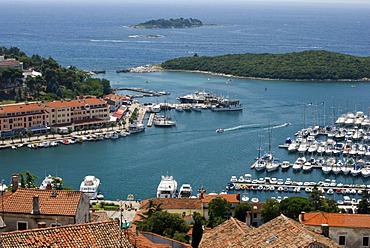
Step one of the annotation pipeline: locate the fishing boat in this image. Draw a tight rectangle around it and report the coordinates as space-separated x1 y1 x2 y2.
178 184 192 198
80 175 101 200
157 175 178 198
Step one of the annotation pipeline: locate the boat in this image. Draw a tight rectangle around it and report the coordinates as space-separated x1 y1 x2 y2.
177 90 220 104
96 192 105 200
148 104 161 113
175 105 184 112
128 122 145 134
11 145 17 150
157 175 178 198
211 99 243 111
80 175 101 200
178 184 192 198
153 114 176 127
39 175 63 190
241 194 249 202
191 104 202 112
216 128 224 133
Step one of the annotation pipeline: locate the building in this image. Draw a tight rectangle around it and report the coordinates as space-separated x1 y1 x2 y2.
44 97 110 131
0 220 133 248
22 69 42 79
200 193 240 219
104 94 131 112
199 215 340 248
0 102 48 136
139 198 203 218
0 174 90 232
245 202 263 227
300 212 370 247
0 56 23 70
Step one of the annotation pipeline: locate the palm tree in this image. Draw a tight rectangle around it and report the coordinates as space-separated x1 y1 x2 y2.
26 131 32 142
18 133 24 143
51 129 56 138
110 122 116 130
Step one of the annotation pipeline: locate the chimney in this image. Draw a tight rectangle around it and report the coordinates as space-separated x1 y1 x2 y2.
321 224 329 237
11 173 19 193
300 212 305 222
46 183 52 190
37 222 46 228
32 195 40 215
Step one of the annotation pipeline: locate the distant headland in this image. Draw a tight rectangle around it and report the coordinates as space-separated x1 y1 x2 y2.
159 50 370 81
131 18 205 29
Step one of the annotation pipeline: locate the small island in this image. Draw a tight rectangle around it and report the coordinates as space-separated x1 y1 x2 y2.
160 50 370 81
131 18 203 29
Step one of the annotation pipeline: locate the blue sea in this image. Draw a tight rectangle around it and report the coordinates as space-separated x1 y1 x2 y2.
1 1 370 201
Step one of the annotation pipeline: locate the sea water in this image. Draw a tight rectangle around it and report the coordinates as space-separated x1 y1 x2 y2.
1 1 370 201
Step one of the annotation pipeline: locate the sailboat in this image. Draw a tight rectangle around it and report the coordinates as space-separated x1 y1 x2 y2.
154 102 176 127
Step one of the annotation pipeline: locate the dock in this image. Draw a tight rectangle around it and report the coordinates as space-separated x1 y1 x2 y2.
147 113 155 127
112 87 170 97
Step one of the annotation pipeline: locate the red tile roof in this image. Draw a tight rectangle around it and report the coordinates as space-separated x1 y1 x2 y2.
201 193 239 203
140 198 202 210
0 102 45 114
301 212 370 228
199 215 339 248
1 189 85 216
45 98 107 109
0 60 22 67
0 220 133 248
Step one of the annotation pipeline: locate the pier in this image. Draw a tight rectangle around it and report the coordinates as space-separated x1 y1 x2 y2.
147 113 155 127
112 87 170 97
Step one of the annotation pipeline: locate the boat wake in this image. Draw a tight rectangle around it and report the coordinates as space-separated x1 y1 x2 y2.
222 122 290 132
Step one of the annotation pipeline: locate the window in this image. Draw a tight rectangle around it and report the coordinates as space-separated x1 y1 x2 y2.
253 213 258 218
17 221 28 230
339 236 346 245
51 223 62 227
364 237 369 246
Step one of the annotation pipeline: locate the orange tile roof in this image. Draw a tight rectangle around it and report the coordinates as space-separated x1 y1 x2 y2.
0 60 22 67
104 94 124 102
199 217 252 248
0 102 45 114
199 215 339 248
301 212 370 228
127 229 191 248
201 193 239 203
0 220 133 248
45 98 107 108
140 198 202 210
1 189 85 216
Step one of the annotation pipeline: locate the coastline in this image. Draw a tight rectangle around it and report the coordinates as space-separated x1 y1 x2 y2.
129 65 370 82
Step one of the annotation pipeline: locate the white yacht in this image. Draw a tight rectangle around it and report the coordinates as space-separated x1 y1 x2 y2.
157 175 178 198
80 175 101 200
178 184 192 198
153 114 176 127
39 175 63 190
128 122 145 134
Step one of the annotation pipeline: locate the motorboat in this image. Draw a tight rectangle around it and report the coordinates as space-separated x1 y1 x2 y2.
39 175 63 190
281 161 291 170
175 105 184 112
241 194 249 202
177 90 220 104
154 114 176 127
157 175 178 198
128 122 145 134
80 175 101 200
178 184 192 198
216 128 224 133
211 99 243 111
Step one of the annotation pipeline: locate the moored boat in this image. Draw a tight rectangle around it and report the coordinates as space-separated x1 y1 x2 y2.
178 184 192 198
80 175 101 200
157 175 178 198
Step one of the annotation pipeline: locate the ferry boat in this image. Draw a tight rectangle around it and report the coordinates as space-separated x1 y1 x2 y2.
178 184 192 198
157 175 178 198
80 175 101 200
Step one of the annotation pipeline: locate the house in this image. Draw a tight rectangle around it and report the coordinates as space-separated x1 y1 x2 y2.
0 102 48 136
199 214 339 248
44 97 110 131
0 56 23 70
22 69 42 79
300 212 370 247
0 174 90 232
0 220 133 247
200 193 240 219
245 202 263 227
104 94 131 112
139 198 203 218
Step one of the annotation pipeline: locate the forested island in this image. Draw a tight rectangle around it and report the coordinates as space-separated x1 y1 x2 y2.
132 18 203 29
161 50 370 81
0 46 111 102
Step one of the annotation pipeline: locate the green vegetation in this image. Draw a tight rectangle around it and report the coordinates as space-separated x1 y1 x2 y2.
91 201 120 211
234 202 252 222
161 50 370 80
206 196 231 228
0 46 111 102
132 18 203 29
191 212 204 248
134 200 190 243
